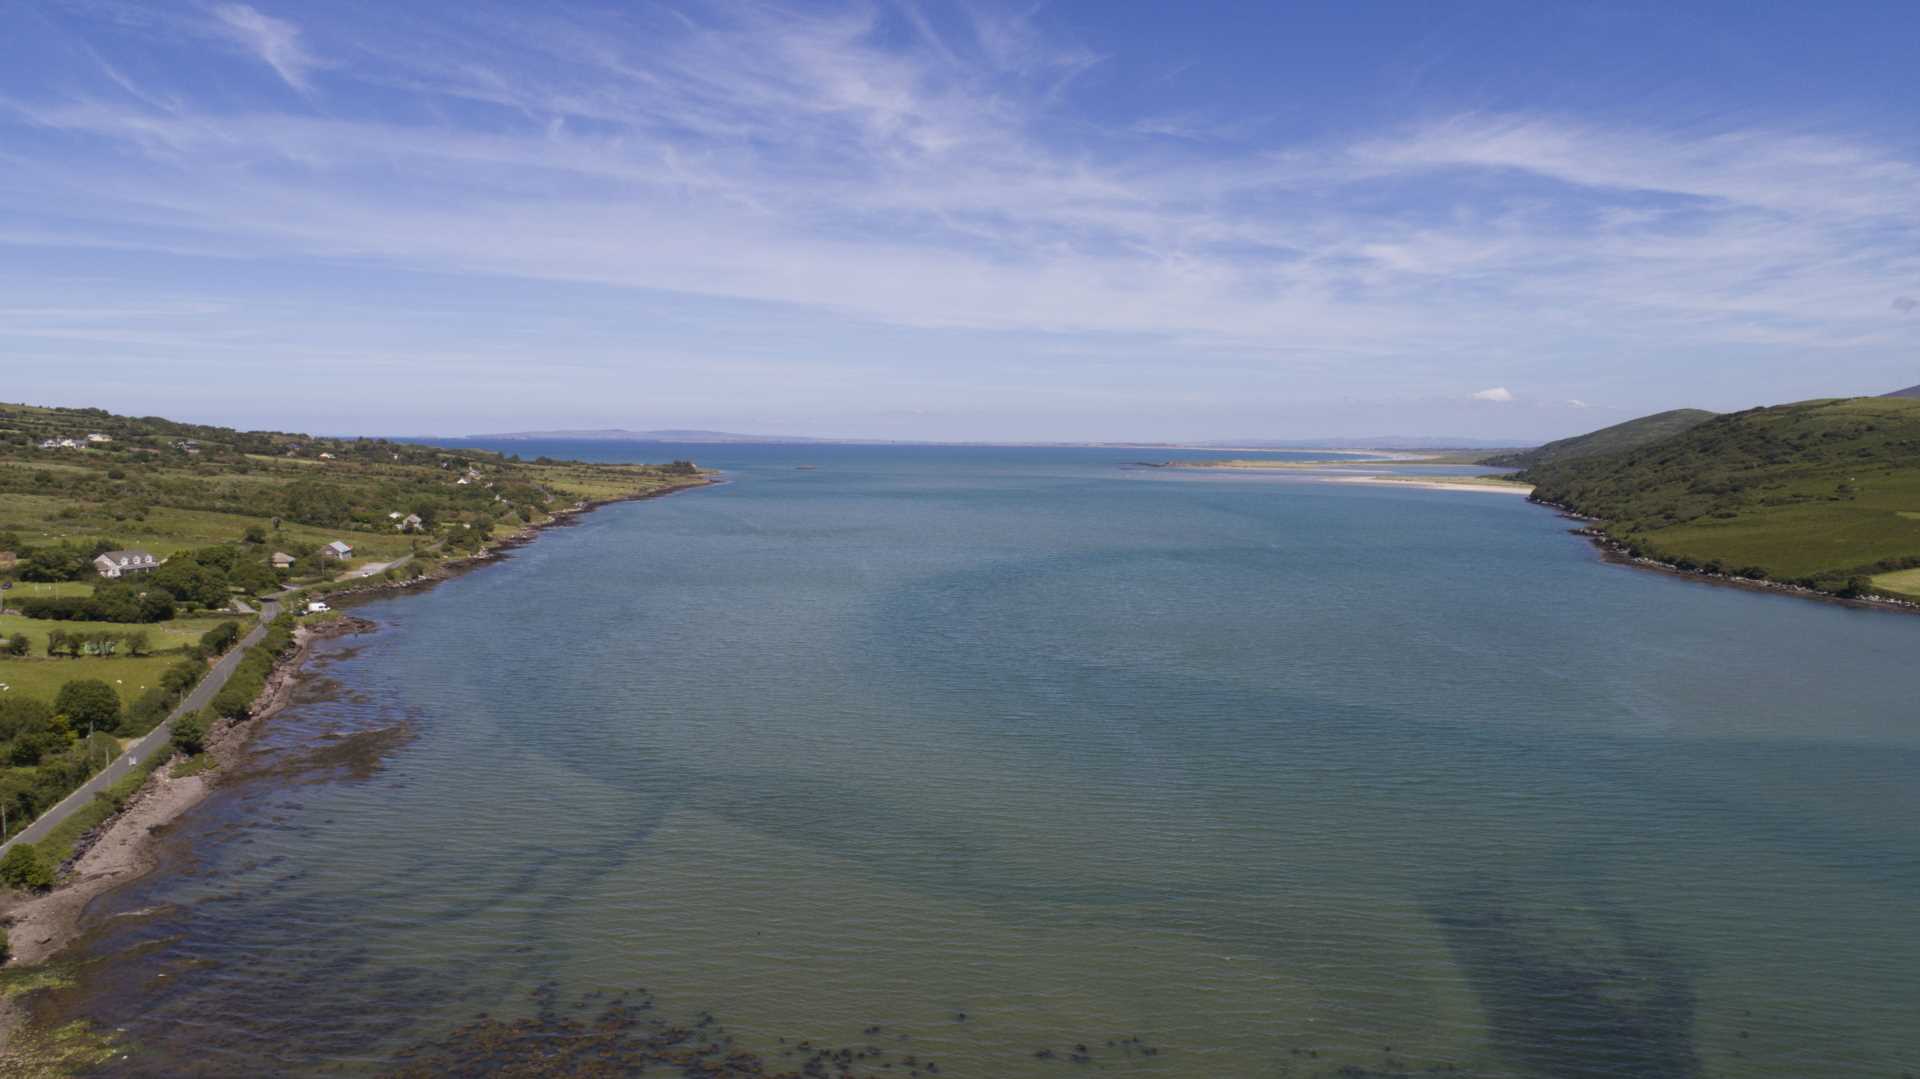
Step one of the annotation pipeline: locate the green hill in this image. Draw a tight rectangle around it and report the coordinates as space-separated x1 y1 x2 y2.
1520 397 1920 594
1482 408 1717 469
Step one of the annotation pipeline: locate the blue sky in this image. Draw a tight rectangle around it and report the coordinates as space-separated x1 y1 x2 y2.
2 1 1916 441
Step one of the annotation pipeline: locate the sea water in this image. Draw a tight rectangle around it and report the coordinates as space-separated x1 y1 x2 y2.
42 444 1920 1076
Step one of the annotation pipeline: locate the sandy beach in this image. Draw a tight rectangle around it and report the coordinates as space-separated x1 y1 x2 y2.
1331 475 1534 494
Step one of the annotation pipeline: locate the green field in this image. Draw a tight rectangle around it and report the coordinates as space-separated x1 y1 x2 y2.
0 581 94 601
0 655 189 708
1 401 710 719
1870 567 1920 600
0 613 237 655
0 491 416 563
1523 397 1920 588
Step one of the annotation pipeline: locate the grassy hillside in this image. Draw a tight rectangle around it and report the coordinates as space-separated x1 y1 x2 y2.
1521 397 1920 591
0 404 710 700
0 401 711 847
1482 409 1717 469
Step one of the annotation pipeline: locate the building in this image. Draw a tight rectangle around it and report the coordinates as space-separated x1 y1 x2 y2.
319 540 354 561
271 551 296 570
396 513 424 533
86 433 112 443
94 550 160 578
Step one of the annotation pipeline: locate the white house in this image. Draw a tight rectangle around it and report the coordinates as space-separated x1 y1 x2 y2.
94 550 160 578
86 433 112 443
304 601 331 615
396 513 424 533
319 540 354 561
271 551 296 570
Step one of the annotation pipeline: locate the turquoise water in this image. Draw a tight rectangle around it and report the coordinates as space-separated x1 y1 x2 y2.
45 445 1920 1076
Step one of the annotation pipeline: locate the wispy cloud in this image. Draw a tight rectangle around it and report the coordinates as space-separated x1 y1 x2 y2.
1 2 1917 435
209 4 317 93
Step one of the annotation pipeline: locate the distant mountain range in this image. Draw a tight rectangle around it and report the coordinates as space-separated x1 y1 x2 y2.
1198 436 1523 450
470 428 830 443
1884 384 1920 399
470 429 1524 450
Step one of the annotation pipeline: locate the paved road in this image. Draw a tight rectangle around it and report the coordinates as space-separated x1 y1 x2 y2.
0 597 282 857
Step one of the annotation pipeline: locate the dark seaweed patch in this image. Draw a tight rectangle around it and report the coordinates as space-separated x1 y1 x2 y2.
1429 887 1701 1078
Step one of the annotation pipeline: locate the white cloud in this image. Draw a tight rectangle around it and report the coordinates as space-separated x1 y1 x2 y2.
2 2 1918 421
1566 398 1592 408
210 4 317 93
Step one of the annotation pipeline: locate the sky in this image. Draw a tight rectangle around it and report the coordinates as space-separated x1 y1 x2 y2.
2 0 1917 442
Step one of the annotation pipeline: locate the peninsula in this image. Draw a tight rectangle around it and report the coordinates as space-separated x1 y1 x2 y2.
0 402 712 1002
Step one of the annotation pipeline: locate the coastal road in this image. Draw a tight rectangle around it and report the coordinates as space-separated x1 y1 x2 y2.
0 597 282 858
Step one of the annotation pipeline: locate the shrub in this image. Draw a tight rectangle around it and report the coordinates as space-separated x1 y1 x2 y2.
160 660 203 697
170 712 207 757
55 679 121 733
199 621 243 656
123 687 175 736
0 844 53 891
3 633 25 657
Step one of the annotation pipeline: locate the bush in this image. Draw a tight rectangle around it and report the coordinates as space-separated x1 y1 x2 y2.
170 712 207 757
4 633 25 657
199 621 242 656
160 659 203 696
1 924 9 964
55 678 121 733
0 844 53 891
123 687 175 736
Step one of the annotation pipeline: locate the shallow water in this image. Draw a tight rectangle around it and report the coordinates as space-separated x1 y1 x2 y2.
46 444 1920 1076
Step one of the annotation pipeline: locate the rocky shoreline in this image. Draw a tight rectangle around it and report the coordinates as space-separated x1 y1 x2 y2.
0 474 715 1051
1532 497 1920 615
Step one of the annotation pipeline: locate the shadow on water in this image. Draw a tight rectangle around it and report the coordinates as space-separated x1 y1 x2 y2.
1427 884 1701 1079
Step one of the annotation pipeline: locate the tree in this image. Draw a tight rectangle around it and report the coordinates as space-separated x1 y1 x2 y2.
199 621 242 655
230 559 278 595
0 844 54 891
160 660 202 696
4 633 26 657
45 627 67 658
124 629 151 656
152 558 227 609
0 698 56 742
138 589 177 622
54 679 121 733
243 525 268 544
170 712 208 756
